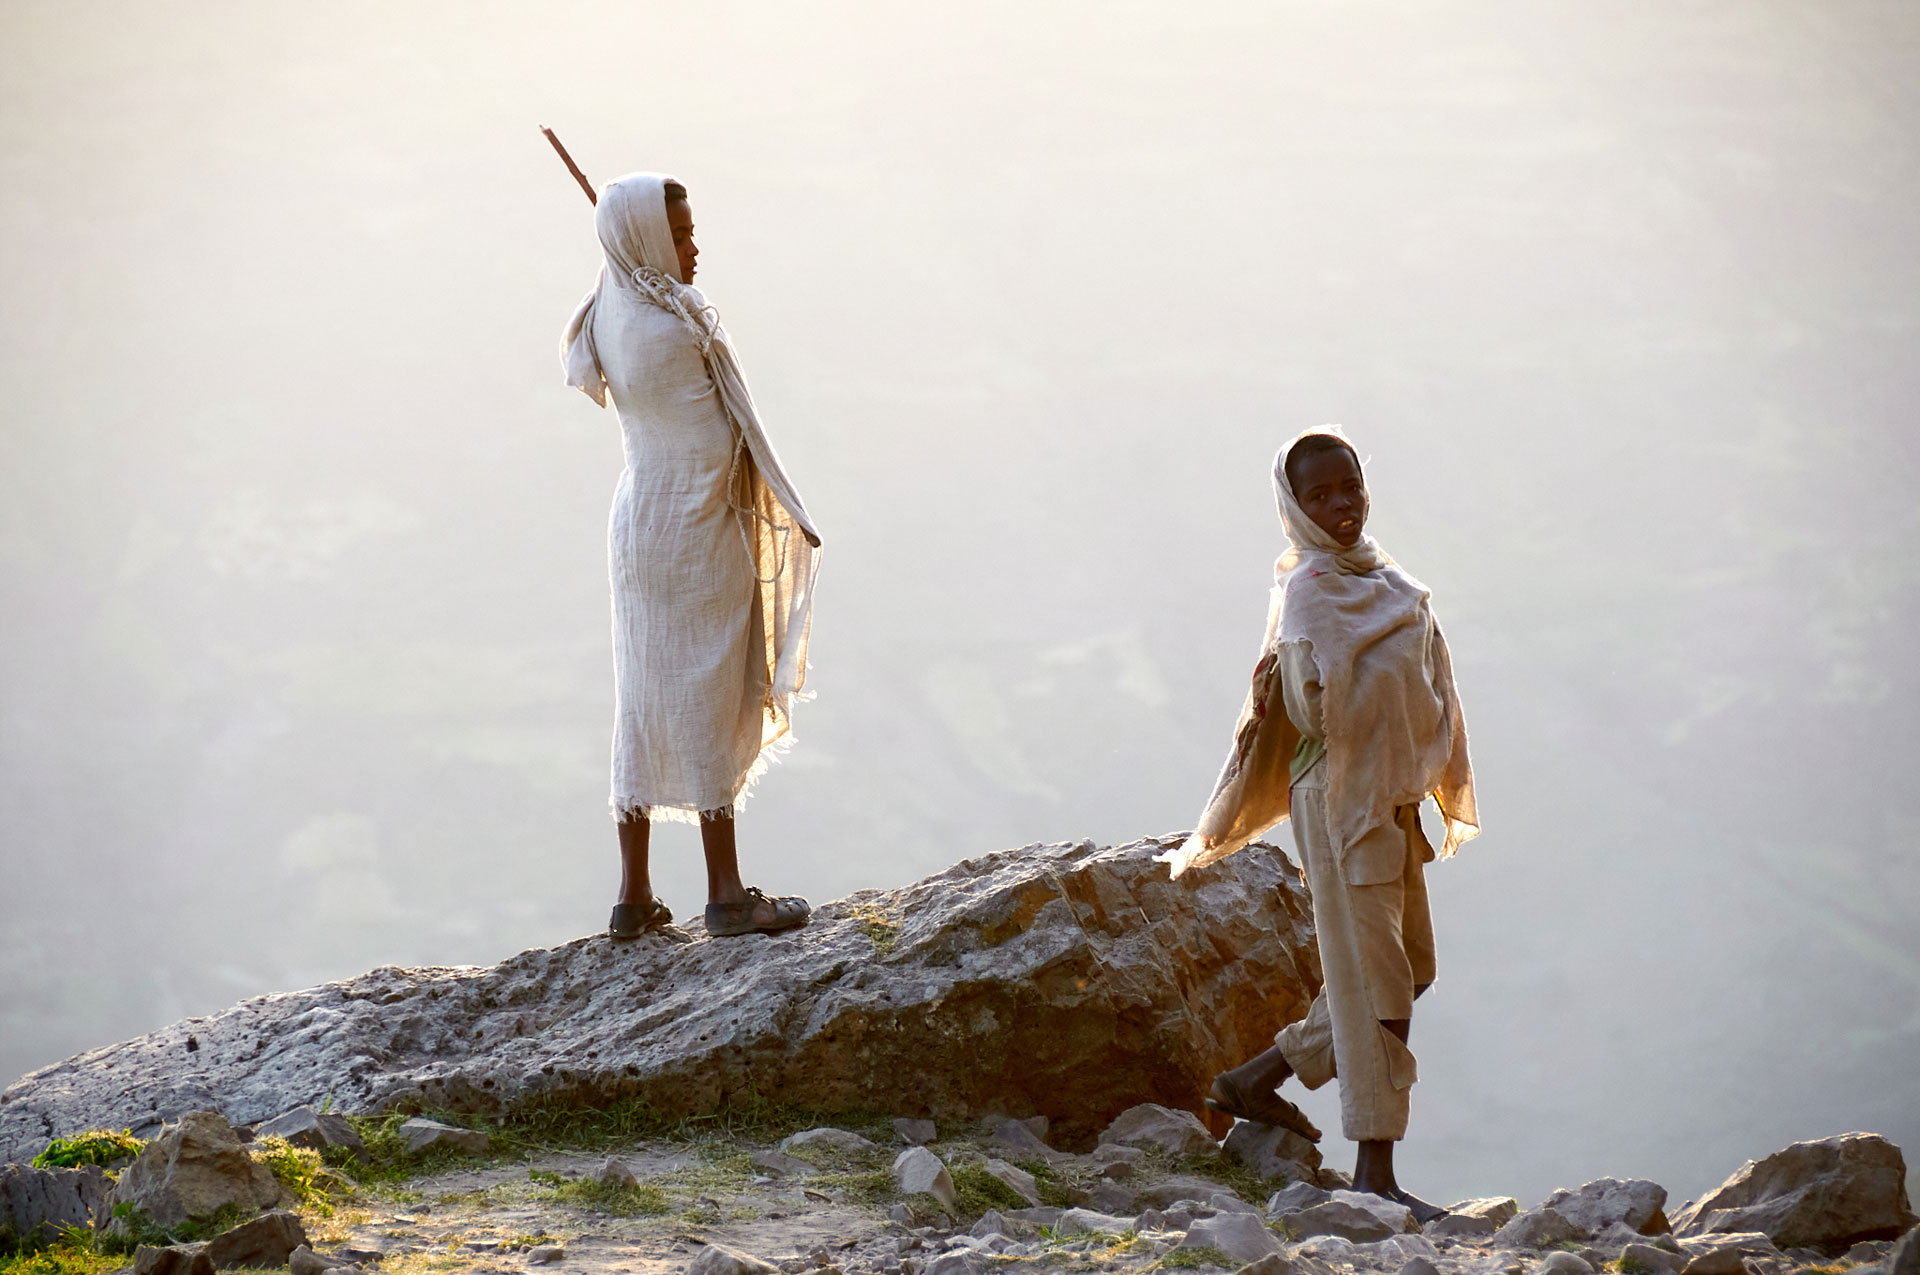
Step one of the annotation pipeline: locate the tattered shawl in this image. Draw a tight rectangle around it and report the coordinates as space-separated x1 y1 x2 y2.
561 172 821 726
1162 427 1477 878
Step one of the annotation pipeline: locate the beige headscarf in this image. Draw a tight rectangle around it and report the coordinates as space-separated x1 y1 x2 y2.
1162 427 1478 878
561 172 822 710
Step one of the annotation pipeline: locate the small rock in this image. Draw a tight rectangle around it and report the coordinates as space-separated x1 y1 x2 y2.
1293 1234 1361 1261
203 1209 308 1268
1139 1175 1242 1209
751 1149 817 1178
782 1128 880 1156
1211 1192 1260 1216
1282 1201 1397 1243
1053 1208 1133 1237
1673 1134 1918 1254
1239 1256 1297 1275
396 1117 489 1157
970 1209 1010 1239
598 1156 640 1188
1089 1181 1137 1214
255 1107 366 1157
526 1245 566 1265
1532 1252 1594 1275
1224 1122 1323 1182
1330 1190 1419 1234
133 1245 216 1275
1400 1259 1442 1275
1620 1243 1688 1273
109 1111 285 1232
1090 1143 1144 1169
1318 1168 1353 1189
1495 1206 1585 1249
688 1243 779 1275
895 1120 937 1146
1182 1212 1286 1264
1097 1103 1220 1159
983 1159 1042 1207
989 1119 1060 1162
1268 1182 1332 1216
1545 1179 1671 1237
893 1146 957 1208
1425 1213 1498 1239
1677 1232 1782 1275
924 1254 981 1275
1454 1197 1523 1227
1137 1207 1168 1231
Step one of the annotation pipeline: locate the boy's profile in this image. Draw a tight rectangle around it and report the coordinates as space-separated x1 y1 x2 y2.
1162 427 1479 1219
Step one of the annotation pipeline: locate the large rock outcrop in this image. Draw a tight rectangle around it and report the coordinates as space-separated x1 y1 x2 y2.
0 835 1319 1160
1671 1132 1917 1253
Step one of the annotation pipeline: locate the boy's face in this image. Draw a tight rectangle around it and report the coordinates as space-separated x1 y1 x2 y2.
667 199 698 283
1289 446 1369 547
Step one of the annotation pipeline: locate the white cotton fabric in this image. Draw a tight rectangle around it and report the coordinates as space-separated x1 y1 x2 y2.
560 172 822 823
1163 426 1477 876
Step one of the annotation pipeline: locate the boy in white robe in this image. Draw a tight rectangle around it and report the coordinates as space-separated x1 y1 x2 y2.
1162 428 1478 1218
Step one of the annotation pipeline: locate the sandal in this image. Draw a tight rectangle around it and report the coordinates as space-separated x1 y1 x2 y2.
1378 1186 1451 1225
704 886 810 937
1205 1073 1323 1142
608 897 673 940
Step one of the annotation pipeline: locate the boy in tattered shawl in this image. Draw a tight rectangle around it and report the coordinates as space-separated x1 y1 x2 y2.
1161 428 1478 1218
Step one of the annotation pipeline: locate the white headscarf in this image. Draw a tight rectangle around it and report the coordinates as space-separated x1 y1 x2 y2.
1271 427 1477 857
560 171 822 708
1163 427 1478 877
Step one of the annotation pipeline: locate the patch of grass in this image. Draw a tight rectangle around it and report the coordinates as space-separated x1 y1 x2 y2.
252 1135 350 1215
848 903 902 955
340 1113 498 1183
0 1236 125 1275
31 1130 144 1171
950 1162 1032 1219
1173 1153 1284 1207
527 1169 670 1218
1153 1246 1234 1271
807 1169 898 1210
1012 1159 1082 1209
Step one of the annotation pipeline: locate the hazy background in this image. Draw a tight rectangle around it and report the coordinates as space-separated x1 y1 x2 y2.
3 0 1915 1210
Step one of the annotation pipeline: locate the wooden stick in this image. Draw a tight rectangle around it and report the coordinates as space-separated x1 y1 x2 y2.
540 126 597 206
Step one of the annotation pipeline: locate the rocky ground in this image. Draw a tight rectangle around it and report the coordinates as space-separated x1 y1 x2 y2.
2 1103 1914 1275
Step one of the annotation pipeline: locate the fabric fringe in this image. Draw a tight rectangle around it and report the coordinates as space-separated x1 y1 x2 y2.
610 728 799 825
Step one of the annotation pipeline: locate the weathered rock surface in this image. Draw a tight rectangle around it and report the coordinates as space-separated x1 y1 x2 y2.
1281 1199 1397 1242
1494 1206 1584 1250
253 1106 364 1156
133 1244 215 1275
0 1161 111 1246
1620 1242 1688 1273
1452 1197 1522 1227
1533 1252 1593 1275
1223 1121 1323 1183
1544 1178 1669 1236
1888 1225 1920 1275
1676 1232 1783 1275
1671 1133 1917 1253
1098 1103 1222 1159
687 1242 778 1275
893 1146 956 1207
1328 1189 1418 1234
201 1208 308 1268
107 1111 284 1232
0 837 1317 1162
1182 1210 1287 1262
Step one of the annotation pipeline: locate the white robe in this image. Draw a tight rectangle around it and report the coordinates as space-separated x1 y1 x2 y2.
561 173 821 822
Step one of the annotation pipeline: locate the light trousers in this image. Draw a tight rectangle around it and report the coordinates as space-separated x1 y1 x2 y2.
1274 761 1436 1142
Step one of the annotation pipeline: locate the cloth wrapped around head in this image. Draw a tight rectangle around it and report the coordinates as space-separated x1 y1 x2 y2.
560 171 822 713
1161 426 1478 878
